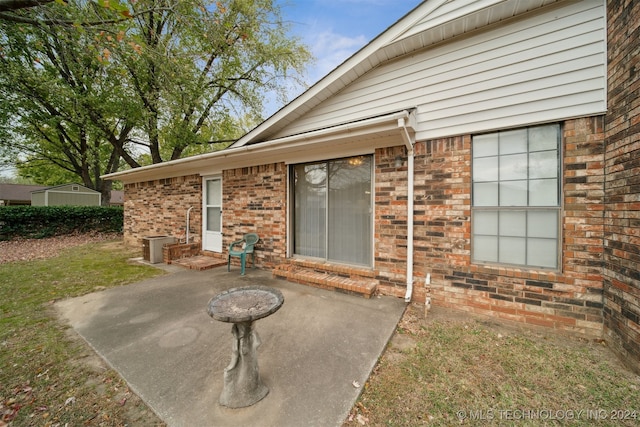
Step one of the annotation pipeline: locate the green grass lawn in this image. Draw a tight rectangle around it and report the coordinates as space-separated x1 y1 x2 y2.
0 239 165 426
345 306 640 426
2 239 639 426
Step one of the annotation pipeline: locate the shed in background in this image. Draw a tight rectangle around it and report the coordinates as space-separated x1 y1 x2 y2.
31 184 101 206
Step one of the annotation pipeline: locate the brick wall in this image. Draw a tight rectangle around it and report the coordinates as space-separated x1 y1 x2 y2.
123 175 202 247
120 120 613 341
374 146 409 291
412 136 471 304
603 0 640 373
122 164 287 269
417 117 605 336
223 163 287 268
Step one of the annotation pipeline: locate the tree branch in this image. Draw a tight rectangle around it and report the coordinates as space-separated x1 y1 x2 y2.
0 0 53 13
0 6 174 27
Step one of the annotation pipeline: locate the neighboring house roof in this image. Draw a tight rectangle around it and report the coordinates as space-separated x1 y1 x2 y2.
0 184 47 204
103 0 605 184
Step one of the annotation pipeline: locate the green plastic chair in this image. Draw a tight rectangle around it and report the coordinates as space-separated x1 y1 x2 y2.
227 233 259 275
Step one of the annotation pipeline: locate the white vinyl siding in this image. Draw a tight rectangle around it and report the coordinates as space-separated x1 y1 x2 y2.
271 0 605 142
31 192 45 206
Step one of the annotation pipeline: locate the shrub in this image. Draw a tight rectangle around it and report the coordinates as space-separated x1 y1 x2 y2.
0 206 123 240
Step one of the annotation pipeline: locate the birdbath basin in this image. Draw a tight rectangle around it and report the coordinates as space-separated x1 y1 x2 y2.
207 286 284 408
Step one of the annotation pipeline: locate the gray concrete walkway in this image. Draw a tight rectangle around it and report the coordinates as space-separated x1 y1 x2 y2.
55 267 406 427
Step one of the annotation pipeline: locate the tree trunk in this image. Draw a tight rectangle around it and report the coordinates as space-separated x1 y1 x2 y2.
100 179 113 207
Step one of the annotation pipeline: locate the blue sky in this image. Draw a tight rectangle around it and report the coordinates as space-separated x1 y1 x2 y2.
280 0 422 83
266 0 423 115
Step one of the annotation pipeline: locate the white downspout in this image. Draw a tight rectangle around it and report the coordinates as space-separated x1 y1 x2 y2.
186 206 194 244
398 116 416 302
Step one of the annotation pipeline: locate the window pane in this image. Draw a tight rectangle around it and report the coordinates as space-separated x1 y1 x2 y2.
527 238 557 268
499 211 526 237
529 179 558 206
293 157 373 266
206 207 221 232
473 133 498 157
499 129 527 154
473 210 498 235
294 163 326 258
206 179 221 205
529 151 558 179
528 210 558 238
500 180 527 206
472 124 561 269
529 124 559 151
474 182 498 206
327 157 372 265
473 235 498 262
499 236 526 264
473 156 498 181
500 153 528 180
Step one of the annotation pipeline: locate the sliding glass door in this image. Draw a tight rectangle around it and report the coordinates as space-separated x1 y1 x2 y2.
292 156 372 266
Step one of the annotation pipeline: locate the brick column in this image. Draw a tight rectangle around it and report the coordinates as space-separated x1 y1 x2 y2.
603 0 640 373
223 163 287 268
374 146 410 292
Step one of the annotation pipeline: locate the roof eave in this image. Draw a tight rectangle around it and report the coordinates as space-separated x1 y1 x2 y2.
102 109 415 184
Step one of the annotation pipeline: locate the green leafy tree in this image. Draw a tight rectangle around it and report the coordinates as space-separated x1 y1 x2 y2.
0 1 54 13
0 3 136 203
0 0 138 25
1 0 312 185
109 0 311 163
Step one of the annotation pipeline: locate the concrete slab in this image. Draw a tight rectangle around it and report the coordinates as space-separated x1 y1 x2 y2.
55 267 406 427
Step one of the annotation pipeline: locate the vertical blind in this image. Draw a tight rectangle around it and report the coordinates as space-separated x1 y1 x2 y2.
293 156 372 266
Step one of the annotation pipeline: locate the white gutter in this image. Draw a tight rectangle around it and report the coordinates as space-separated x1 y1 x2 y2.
398 116 416 302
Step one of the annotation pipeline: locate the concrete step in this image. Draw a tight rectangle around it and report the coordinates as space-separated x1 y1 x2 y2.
273 265 378 298
171 255 227 271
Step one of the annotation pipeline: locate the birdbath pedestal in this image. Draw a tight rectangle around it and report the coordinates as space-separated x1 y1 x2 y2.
207 286 284 408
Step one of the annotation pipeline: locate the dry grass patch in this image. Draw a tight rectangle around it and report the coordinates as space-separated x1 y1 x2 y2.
345 305 640 426
0 238 165 426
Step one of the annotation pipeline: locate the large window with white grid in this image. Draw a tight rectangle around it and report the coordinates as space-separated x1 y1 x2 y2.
472 124 561 269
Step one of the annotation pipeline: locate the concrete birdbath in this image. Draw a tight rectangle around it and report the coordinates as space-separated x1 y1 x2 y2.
207 285 284 408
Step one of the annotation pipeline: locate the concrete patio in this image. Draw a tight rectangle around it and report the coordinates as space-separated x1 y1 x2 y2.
55 266 406 427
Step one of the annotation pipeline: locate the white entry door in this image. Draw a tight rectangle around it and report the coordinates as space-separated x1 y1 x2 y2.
203 177 223 252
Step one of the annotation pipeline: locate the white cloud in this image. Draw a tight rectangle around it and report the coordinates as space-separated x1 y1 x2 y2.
308 29 368 84
261 27 367 117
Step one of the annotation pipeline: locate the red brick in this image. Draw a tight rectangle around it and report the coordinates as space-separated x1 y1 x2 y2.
603 0 640 374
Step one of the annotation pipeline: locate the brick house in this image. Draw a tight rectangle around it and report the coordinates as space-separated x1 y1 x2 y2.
104 0 639 373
